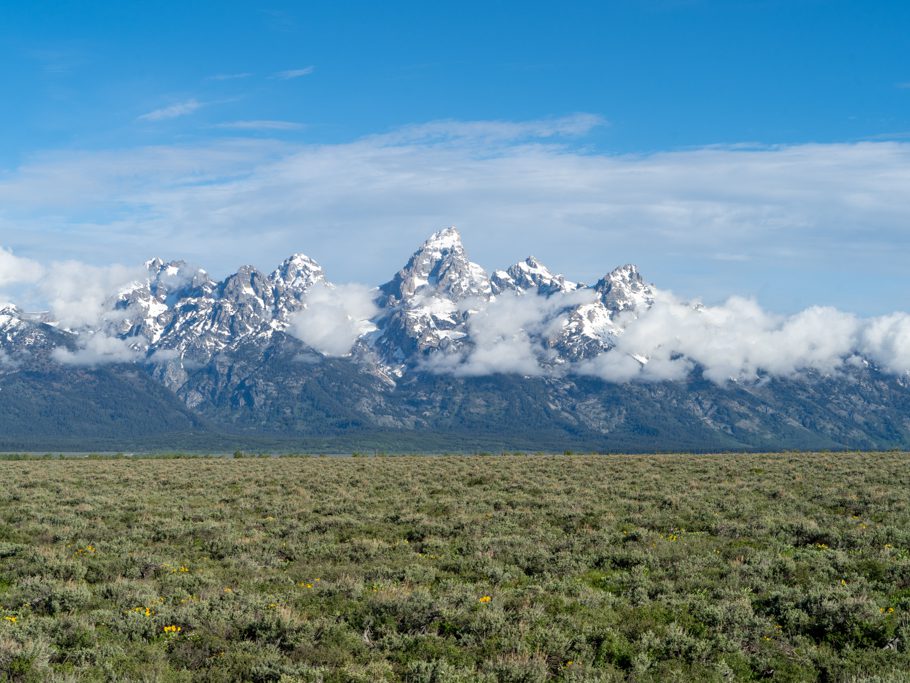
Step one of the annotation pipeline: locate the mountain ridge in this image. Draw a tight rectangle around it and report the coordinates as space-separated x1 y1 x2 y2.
2 226 910 452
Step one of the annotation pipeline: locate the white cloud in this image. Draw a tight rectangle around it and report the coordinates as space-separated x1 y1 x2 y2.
208 72 252 81
429 289 596 376
271 67 315 80
148 348 180 364
376 113 607 144
0 247 44 286
52 333 141 366
858 313 910 375
288 283 378 356
1 117 910 315
214 120 304 131
40 261 144 329
578 293 863 384
138 99 204 121
413 287 910 384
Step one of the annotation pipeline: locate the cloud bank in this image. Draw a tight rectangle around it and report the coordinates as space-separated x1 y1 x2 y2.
429 289 910 385
2 115 909 314
52 333 141 367
40 262 144 330
579 294 864 383
0 248 44 288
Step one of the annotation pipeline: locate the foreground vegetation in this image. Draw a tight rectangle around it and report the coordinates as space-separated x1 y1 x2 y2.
1 453 909 682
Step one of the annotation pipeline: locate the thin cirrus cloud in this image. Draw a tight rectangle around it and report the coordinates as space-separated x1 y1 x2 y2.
270 66 315 80
208 72 253 81
375 113 607 143
213 120 304 131
137 98 204 122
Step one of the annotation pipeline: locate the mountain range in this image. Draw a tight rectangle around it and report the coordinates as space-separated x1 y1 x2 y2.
2 227 909 452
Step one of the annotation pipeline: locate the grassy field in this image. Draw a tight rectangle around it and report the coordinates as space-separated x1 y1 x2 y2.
1 453 909 682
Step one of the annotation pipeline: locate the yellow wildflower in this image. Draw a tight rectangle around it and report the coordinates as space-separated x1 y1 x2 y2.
3 615 16 624
478 595 492 604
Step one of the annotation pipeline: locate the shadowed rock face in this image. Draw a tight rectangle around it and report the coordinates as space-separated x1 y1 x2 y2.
4 227 910 451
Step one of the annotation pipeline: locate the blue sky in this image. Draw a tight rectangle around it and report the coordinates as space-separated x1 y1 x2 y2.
1 0 909 314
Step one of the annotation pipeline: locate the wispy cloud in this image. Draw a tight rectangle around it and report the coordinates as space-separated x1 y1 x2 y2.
897 82 910 89
375 113 607 143
271 66 315 80
208 72 252 81
213 120 304 131
137 99 204 122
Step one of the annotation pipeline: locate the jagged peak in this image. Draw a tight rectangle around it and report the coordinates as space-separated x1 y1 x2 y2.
271 253 324 280
405 227 468 273
494 255 578 295
511 255 558 279
0 303 22 327
270 253 325 299
381 226 490 303
608 263 642 280
420 226 463 253
151 258 193 278
276 252 322 270
595 264 645 288
595 264 653 311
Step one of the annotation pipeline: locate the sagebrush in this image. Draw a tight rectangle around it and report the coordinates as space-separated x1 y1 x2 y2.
1 453 909 681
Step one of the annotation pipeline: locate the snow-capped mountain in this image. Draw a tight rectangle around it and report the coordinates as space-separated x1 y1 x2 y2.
491 256 579 296
83 226 656 372
0 303 65 357
112 253 326 360
368 227 490 366
3 226 910 452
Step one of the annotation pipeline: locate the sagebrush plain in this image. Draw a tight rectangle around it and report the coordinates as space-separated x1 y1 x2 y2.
1 453 909 682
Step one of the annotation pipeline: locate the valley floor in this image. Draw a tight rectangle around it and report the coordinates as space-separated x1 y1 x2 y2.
1 453 909 681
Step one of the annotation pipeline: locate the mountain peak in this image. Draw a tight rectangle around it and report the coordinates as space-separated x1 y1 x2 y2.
381 226 489 304
421 226 463 252
596 264 653 312
145 258 194 280
271 253 325 297
492 256 578 295
272 253 323 279
279 252 322 269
